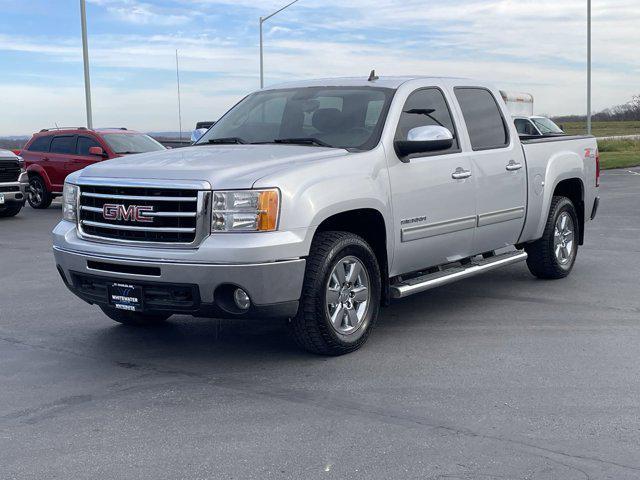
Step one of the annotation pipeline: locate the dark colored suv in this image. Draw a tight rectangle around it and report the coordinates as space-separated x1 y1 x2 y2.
20 128 165 209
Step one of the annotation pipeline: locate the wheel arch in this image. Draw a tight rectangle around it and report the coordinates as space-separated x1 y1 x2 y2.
26 165 53 191
313 208 390 306
552 178 585 245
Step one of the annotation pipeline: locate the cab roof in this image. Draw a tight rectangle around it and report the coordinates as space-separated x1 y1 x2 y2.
267 75 478 90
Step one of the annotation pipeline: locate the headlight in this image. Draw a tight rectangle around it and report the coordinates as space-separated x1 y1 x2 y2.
212 189 280 232
17 156 26 173
62 183 78 222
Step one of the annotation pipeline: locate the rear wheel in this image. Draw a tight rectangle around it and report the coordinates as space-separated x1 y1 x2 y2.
290 231 381 355
100 306 170 326
27 175 53 209
0 203 23 217
525 196 579 279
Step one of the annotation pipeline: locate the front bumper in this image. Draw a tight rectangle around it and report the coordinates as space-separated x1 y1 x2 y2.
54 246 305 318
0 172 29 205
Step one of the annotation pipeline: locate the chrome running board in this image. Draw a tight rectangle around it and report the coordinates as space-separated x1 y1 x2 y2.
390 250 528 299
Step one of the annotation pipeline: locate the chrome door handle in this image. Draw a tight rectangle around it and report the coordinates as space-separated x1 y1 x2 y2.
452 167 472 180
506 160 523 171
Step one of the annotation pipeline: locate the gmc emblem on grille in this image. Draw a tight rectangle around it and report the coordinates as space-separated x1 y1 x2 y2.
102 204 154 223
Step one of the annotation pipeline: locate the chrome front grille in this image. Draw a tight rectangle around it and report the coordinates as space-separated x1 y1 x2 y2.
77 180 211 247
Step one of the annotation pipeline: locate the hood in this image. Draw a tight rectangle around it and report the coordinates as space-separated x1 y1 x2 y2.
78 144 349 189
0 149 18 160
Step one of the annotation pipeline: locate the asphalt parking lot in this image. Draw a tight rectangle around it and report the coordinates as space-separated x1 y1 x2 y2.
1 168 639 479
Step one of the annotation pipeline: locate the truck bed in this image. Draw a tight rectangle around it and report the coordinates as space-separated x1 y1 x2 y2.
518 134 599 245
519 134 593 144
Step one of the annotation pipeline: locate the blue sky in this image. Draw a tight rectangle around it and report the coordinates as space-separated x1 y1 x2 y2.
0 0 638 135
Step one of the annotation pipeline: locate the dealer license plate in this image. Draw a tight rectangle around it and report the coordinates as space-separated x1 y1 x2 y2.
108 283 143 312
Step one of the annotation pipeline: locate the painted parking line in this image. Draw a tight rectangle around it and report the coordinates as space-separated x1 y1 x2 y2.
602 169 640 176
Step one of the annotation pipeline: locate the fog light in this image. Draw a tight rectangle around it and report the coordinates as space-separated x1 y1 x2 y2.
233 288 251 310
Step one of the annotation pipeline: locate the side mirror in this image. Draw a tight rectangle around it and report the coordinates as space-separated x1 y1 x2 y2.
88 146 106 157
394 125 454 162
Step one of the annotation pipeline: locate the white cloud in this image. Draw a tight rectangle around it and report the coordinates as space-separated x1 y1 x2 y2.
88 0 191 26
0 81 247 136
0 0 638 133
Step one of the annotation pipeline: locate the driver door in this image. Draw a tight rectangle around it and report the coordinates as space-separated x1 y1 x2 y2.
388 87 477 276
70 135 105 175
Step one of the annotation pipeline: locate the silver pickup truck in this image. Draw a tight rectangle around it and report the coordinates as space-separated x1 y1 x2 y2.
0 149 29 218
53 76 600 355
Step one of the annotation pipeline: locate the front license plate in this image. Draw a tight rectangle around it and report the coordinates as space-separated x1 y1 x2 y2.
108 283 143 312
0 194 4 204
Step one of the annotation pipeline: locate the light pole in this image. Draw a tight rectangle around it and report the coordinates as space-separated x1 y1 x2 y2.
587 0 592 135
176 50 183 142
259 0 299 89
80 0 93 129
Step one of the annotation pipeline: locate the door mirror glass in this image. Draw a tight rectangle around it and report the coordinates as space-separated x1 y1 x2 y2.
88 146 105 156
394 125 454 160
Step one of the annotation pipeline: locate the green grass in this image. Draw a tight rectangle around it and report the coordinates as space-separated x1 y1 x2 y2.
560 120 640 137
597 139 640 169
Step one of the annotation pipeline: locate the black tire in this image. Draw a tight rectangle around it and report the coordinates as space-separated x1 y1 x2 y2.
99 306 170 326
27 175 53 209
290 231 381 355
0 203 23 218
525 196 579 279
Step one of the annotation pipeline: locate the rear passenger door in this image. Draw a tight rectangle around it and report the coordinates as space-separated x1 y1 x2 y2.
21 135 51 170
454 87 527 254
48 135 77 189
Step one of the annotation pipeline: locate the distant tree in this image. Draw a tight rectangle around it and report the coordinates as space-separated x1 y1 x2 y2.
553 94 640 123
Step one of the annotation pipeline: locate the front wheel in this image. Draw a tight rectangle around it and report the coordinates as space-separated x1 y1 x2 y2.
100 306 170 326
27 175 53 209
525 196 579 279
0 203 23 218
290 231 381 355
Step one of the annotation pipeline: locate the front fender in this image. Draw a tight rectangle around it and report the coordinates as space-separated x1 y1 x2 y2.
255 149 393 259
292 177 392 261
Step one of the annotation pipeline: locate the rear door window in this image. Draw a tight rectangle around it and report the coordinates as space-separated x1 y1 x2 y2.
27 136 52 152
455 88 509 150
77 136 101 156
50 136 77 155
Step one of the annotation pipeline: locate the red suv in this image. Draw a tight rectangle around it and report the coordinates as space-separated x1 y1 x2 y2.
20 128 166 209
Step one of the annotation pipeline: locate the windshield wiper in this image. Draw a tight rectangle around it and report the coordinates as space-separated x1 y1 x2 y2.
273 137 334 148
205 137 247 145
117 151 142 154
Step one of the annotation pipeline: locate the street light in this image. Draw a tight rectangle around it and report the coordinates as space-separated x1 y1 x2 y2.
80 0 93 129
587 0 592 135
259 0 300 89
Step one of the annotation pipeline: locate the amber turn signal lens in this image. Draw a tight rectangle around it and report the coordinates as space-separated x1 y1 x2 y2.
257 189 279 231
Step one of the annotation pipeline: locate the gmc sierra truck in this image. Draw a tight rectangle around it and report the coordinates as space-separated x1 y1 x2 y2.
0 149 29 218
53 76 600 355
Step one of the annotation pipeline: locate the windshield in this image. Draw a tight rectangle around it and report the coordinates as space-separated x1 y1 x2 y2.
102 133 166 154
196 86 395 150
531 117 564 135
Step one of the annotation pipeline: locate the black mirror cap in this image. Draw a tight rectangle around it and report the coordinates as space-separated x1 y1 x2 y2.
394 138 454 162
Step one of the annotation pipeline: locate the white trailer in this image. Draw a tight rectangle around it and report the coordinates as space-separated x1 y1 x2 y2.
500 91 534 117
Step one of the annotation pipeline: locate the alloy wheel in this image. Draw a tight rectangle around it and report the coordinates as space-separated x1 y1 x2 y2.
553 212 575 266
325 256 370 335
